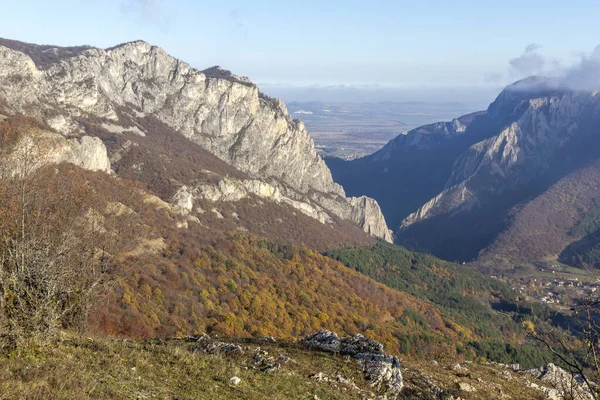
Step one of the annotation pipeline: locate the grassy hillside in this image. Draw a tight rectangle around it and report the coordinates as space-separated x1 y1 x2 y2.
0 334 553 400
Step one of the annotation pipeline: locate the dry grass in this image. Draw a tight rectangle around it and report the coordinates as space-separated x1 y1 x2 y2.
0 335 369 400
0 334 561 400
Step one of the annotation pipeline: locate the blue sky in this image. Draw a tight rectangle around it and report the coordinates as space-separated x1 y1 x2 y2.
2 0 599 89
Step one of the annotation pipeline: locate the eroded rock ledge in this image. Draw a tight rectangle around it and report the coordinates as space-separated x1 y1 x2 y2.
301 330 404 398
172 177 393 242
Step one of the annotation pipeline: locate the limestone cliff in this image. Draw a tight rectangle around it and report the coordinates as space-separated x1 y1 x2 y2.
0 39 391 241
4 128 111 176
401 84 600 229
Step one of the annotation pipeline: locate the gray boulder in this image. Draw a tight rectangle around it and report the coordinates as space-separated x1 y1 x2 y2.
301 330 403 398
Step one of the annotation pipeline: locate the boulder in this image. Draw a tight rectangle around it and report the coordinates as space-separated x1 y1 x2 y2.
191 341 244 355
301 330 403 398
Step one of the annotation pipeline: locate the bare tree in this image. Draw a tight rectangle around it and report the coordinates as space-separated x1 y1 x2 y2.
526 256 600 400
0 116 131 337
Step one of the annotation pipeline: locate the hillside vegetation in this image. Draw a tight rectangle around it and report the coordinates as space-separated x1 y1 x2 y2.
326 242 555 367
480 160 600 270
0 114 558 364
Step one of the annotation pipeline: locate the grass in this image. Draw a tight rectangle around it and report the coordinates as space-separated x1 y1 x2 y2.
0 335 369 400
402 360 546 400
0 334 564 400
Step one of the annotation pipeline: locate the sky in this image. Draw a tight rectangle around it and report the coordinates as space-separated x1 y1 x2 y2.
1 0 599 105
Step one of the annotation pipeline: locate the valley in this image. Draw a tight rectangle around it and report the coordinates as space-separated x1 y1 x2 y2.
328 78 600 274
0 35 598 400
286 101 478 159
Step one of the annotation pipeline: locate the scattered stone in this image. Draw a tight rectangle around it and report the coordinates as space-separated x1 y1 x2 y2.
191 341 244 355
186 333 210 342
259 336 277 343
429 360 439 366
260 363 281 373
230 376 241 385
252 347 268 361
508 363 520 372
524 363 595 400
447 363 471 378
458 382 476 393
310 372 328 382
499 370 512 380
278 354 297 364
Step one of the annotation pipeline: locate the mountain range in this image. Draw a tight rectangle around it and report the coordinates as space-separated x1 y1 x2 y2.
0 37 393 243
329 77 600 269
0 37 593 399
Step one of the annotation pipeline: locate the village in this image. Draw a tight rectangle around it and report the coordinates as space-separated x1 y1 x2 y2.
492 266 600 308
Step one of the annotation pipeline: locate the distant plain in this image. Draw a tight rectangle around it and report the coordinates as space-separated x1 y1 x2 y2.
286 101 479 159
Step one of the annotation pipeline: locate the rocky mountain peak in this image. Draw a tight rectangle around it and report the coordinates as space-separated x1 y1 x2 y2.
105 39 151 51
0 38 393 241
394 79 600 259
202 65 254 86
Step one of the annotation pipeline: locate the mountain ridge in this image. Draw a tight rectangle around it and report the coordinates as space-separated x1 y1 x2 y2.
329 77 600 264
0 37 393 241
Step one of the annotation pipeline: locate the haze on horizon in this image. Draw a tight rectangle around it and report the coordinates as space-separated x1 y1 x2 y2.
2 0 599 106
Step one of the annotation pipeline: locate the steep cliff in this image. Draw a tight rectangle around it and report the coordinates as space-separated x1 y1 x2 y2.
402 86 600 227
330 76 600 262
0 39 391 241
327 110 492 230
396 79 600 260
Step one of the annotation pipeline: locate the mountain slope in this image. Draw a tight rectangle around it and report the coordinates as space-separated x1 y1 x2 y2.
330 77 600 264
327 110 495 230
0 38 392 241
0 116 552 362
478 159 600 269
400 79 600 261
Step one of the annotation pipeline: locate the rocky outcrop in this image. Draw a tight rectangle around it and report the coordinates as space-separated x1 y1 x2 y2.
172 176 393 241
65 136 111 172
347 197 394 242
301 330 403 398
5 128 111 176
525 363 595 400
309 192 394 242
172 177 333 224
0 39 391 240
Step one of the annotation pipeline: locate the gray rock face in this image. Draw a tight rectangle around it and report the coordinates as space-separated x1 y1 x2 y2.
347 197 394 242
4 129 111 176
401 86 600 229
373 111 483 161
301 330 403 398
172 177 334 224
302 330 342 353
0 40 391 241
191 341 244 355
525 363 595 400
